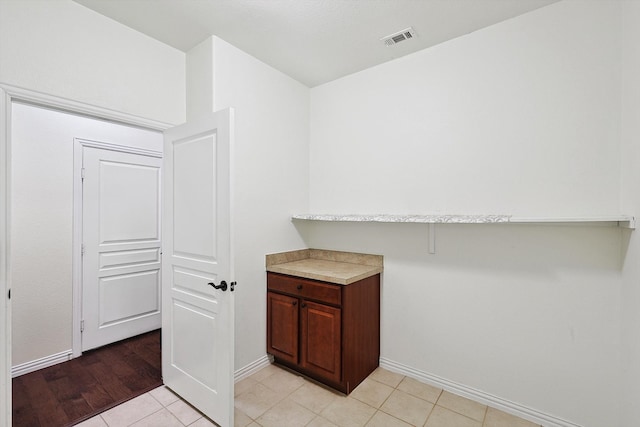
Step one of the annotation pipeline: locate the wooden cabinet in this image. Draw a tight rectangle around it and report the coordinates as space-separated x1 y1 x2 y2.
267 272 380 394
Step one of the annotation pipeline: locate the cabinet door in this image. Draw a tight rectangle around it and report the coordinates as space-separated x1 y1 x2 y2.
267 292 299 364
301 300 341 384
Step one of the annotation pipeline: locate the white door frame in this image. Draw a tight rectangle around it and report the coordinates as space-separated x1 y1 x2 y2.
72 138 163 358
0 83 172 427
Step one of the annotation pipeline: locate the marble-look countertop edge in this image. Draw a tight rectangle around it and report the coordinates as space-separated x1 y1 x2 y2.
292 213 636 225
292 213 511 224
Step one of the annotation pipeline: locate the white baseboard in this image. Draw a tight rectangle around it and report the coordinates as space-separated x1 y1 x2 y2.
379 357 582 427
12 349 73 378
234 354 272 382
14 350 271 383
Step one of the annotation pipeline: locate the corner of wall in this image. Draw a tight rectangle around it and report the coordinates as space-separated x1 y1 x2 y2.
186 37 215 121
619 0 640 425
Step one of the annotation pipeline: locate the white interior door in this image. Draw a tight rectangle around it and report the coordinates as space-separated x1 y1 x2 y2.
82 146 162 351
162 109 235 427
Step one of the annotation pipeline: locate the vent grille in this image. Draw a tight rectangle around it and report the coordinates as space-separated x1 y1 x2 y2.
381 27 417 46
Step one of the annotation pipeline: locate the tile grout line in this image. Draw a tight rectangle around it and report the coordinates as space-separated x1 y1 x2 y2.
481 404 488 427
250 366 311 423
482 405 489 427
353 372 401 425
124 392 172 427
436 389 490 425
367 372 438 427
416 378 444 427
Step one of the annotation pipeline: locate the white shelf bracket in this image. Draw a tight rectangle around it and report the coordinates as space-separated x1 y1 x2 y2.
620 216 636 229
428 223 436 254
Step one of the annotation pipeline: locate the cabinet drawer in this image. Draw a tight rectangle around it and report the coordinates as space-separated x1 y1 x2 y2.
267 273 341 306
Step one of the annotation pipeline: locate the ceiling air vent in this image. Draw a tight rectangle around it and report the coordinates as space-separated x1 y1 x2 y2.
381 27 417 46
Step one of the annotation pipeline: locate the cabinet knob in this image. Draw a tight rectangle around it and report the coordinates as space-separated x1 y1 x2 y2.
297 284 303 290
292 301 297 306
301 302 307 308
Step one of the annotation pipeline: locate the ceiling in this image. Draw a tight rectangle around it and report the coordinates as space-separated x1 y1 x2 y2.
73 0 559 87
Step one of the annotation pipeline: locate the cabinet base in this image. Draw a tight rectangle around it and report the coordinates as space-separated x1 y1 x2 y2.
271 356 377 395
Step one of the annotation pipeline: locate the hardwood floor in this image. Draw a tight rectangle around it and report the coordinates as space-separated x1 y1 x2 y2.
12 329 162 427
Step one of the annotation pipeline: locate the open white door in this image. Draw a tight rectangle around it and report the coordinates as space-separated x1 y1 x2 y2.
162 109 234 427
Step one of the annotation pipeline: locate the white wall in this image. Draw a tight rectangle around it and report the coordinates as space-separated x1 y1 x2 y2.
310 2 621 217
213 37 310 370
11 102 162 366
186 37 310 370
619 1 640 425
307 1 624 426
0 0 185 125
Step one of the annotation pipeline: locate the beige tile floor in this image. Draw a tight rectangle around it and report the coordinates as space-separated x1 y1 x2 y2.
76 364 542 427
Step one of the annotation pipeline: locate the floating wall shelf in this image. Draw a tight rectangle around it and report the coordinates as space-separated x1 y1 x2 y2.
292 213 636 229
292 214 635 254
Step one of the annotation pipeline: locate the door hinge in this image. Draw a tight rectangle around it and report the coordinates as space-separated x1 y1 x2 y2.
81 168 85 181
81 244 85 256
7 289 10 300
80 320 85 332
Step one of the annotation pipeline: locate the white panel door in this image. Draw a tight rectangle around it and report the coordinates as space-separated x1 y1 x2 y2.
82 147 162 351
162 109 235 427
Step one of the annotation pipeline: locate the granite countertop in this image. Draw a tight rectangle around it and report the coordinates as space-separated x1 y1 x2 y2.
266 249 383 285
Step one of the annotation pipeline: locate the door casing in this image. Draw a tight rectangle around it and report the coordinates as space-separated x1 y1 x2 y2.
0 83 172 427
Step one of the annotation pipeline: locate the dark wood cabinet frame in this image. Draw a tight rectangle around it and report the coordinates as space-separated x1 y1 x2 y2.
267 272 380 394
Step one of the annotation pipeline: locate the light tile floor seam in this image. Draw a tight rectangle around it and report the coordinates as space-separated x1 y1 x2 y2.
388 410 414 426
376 376 399 396
377 390 395 413
366 410 413 427
362 408 377 426
359 372 446 427
423 405 434 427
480 405 488 426
132 407 185 427
147 392 167 410
373 373 444 427
422 406 430 426
434 390 488 422
351 378 397 410
127 405 166 427
419 404 436 427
